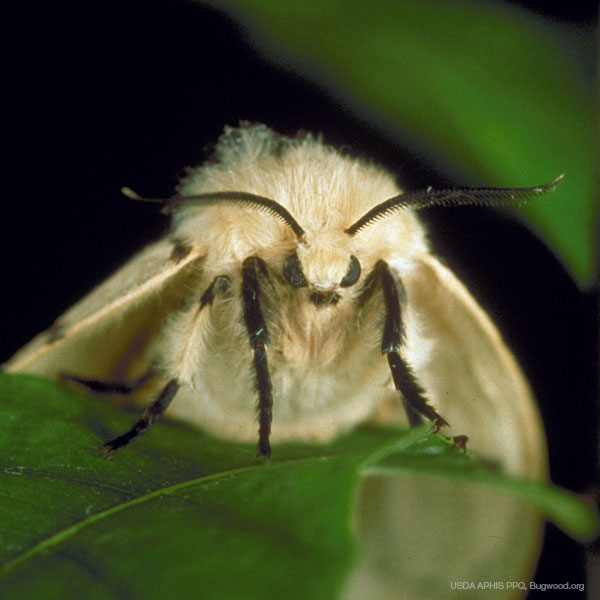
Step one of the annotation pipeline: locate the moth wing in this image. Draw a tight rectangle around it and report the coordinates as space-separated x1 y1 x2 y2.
5 239 204 383
402 253 546 478
345 254 549 600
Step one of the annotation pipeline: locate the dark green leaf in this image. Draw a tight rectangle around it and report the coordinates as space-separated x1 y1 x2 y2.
0 374 596 599
219 0 596 284
362 433 598 540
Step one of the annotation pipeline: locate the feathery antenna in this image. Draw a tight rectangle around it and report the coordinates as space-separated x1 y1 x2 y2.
121 187 305 240
346 175 564 236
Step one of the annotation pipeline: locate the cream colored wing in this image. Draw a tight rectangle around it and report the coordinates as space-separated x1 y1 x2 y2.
404 252 546 478
5 239 204 382
345 254 548 600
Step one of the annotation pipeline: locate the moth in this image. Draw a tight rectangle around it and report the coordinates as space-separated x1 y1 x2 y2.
5 124 560 466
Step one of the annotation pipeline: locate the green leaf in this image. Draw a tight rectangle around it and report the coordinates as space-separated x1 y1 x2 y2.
0 374 377 600
218 0 596 284
0 374 596 599
361 433 598 541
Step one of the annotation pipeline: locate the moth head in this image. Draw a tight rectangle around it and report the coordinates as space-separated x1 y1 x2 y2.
126 173 562 311
284 232 362 307
151 188 363 308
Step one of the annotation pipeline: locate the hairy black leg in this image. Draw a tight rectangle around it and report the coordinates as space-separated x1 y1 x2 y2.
199 275 231 307
102 379 180 456
241 256 274 458
61 370 153 395
371 260 449 429
101 275 231 456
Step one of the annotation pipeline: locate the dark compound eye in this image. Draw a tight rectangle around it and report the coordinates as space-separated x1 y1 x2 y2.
283 252 308 288
340 255 361 287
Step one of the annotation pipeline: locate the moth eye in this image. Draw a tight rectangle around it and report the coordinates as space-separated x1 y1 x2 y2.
340 255 361 287
283 252 308 288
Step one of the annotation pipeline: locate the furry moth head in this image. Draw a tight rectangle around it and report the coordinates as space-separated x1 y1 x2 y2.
6 123 560 470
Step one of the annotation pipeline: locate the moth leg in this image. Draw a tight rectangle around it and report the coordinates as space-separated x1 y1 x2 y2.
373 260 449 429
61 370 153 396
102 379 180 456
241 256 274 458
102 275 231 456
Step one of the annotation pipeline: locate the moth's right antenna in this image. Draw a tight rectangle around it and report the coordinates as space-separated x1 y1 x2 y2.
121 186 164 204
121 186 306 240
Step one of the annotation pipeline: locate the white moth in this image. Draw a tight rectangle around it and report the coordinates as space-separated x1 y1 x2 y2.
5 123 560 469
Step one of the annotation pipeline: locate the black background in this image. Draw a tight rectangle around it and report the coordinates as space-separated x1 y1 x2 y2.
1 1 597 596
